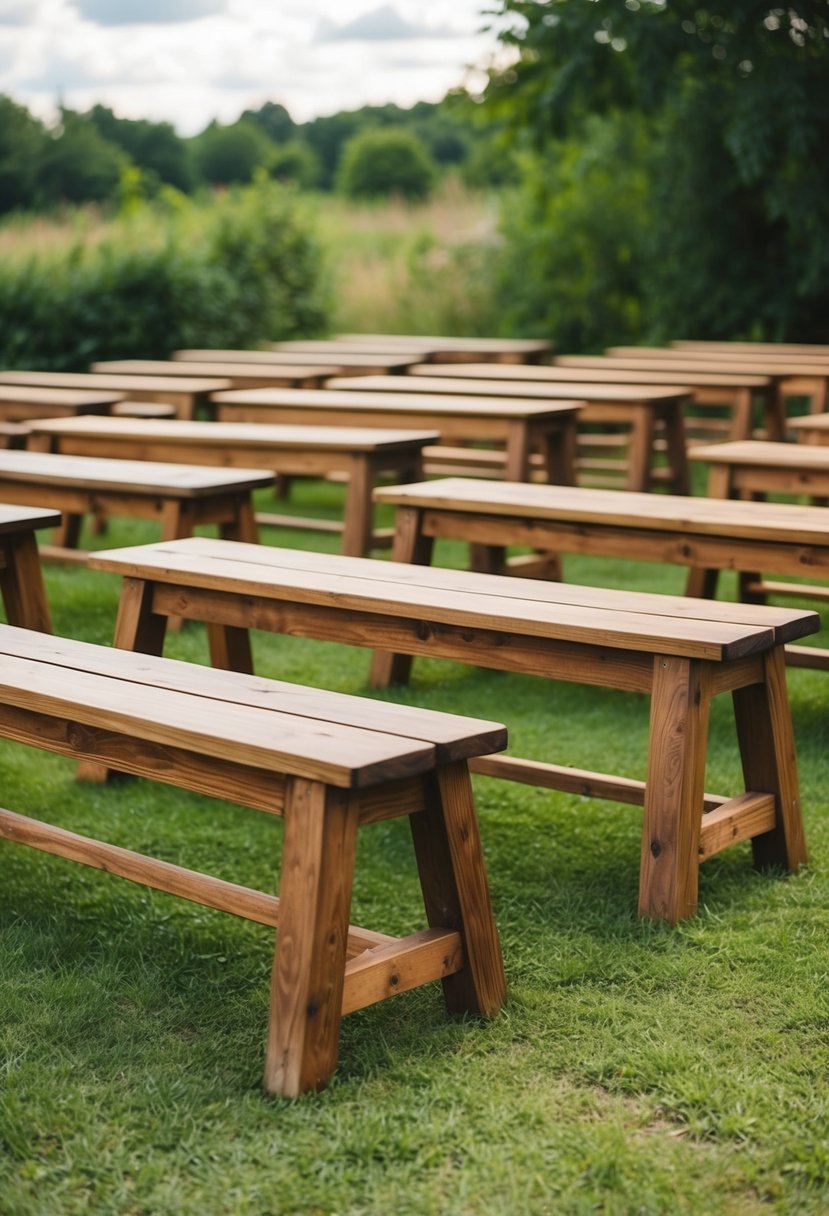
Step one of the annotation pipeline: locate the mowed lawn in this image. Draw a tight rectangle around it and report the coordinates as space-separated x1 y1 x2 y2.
1 482 828 1216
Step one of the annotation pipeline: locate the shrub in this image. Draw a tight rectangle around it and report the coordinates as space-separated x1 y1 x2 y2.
336 127 436 201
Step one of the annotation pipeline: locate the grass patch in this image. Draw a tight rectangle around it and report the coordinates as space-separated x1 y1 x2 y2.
1 501 829 1214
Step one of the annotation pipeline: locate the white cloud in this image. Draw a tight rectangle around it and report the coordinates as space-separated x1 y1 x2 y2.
0 0 502 133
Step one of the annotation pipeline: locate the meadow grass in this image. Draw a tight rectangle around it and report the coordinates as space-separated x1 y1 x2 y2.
1 480 828 1215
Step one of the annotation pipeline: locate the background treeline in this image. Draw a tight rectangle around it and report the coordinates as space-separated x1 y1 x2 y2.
0 91 505 214
1 1 828 363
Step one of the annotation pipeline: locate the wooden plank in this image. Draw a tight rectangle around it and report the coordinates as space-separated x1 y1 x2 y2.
342 927 463 1015
697 793 777 861
0 449 273 495
407 362 771 389
173 349 416 373
92 358 337 389
0 625 507 763
326 374 689 404
211 385 582 421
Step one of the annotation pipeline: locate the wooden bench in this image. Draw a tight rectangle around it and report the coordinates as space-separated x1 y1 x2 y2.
406 361 779 442
689 438 829 501
0 385 124 423
334 334 553 363
0 504 60 632
111 400 177 419
326 374 691 493
0 449 271 558
0 371 230 421
0 625 506 1097
373 476 829 670
91 359 340 390
27 415 439 558
88 536 817 924
596 349 829 416
210 386 581 484
673 340 829 357
172 349 417 375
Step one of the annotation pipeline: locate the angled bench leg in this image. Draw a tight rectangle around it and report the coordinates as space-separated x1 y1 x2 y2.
732 647 807 873
370 506 435 687
264 777 359 1097
639 656 712 923
410 760 506 1018
0 532 52 633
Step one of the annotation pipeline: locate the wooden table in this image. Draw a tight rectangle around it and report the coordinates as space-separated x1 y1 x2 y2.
28 416 439 557
0 385 124 423
373 476 829 668
0 449 271 558
88 536 817 922
172 349 416 375
688 438 829 500
325 374 691 493
0 504 60 632
405 361 778 441
672 340 829 357
91 359 340 390
0 371 229 421
787 414 829 446
210 386 581 483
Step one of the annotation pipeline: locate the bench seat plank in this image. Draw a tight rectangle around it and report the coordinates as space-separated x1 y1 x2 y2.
92 358 340 389
0 449 273 495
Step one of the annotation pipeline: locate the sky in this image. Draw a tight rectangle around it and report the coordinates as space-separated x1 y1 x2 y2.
0 0 508 135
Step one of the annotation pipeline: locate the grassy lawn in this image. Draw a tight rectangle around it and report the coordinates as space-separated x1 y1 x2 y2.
1 483 829 1216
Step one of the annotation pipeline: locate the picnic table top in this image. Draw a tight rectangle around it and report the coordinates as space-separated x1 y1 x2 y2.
91 359 340 382
406 362 771 389
29 414 441 452
589 350 829 374
0 385 125 407
371 476 829 545
172 349 417 371
325 375 690 404
688 439 829 467
0 503 62 533
210 386 584 420
0 370 231 394
335 333 553 355
0 449 274 495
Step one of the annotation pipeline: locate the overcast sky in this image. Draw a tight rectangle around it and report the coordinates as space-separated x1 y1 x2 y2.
0 0 507 134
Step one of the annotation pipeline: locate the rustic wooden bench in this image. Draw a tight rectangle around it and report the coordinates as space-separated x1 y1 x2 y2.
0 504 60 632
111 400 177 419
334 334 553 363
88 536 817 923
597 349 829 415
172 349 417 375
92 358 340 390
373 476 829 670
0 371 229 421
689 438 829 501
0 385 124 423
27 415 439 558
326 374 691 493
673 340 829 357
209 386 581 484
0 449 270 558
406 361 778 442
0 625 506 1097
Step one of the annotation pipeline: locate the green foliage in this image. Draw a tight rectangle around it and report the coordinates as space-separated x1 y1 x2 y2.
487 0 829 342
336 127 437 201
0 178 328 369
494 115 649 350
85 104 194 192
192 119 275 187
35 108 126 206
0 95 45 212
240 99 296 144
269 139 320 189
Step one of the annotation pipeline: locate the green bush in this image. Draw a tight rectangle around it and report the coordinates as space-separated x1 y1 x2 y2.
336 127 437 201
0 177 329 369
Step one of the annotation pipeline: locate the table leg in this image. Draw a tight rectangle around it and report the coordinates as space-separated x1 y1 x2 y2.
504 419 532 482
626 404 656 492
661 405 690 495
0 532 52 632
639 655 711 922
219 494 258 544
263 778 359 1097
371 506 434 686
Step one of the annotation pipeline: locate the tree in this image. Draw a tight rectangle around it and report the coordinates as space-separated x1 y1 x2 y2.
336 127 436 201
241 101 296 144
35 108 125 205
486 1 829 341
85 105 193 192
193 120 274 187
0 96 46 213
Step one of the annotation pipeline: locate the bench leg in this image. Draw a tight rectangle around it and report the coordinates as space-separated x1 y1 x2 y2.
626 405 655 492
370 506 435 687
264 778 359 1097
219 495 258 545
77 578 168 784
342 455 374 558
410 761 506 1018
639 656 711 923
732 647 808 873
0 532 52 633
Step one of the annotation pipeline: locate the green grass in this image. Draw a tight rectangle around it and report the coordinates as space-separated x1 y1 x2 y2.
2 490 829 1215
